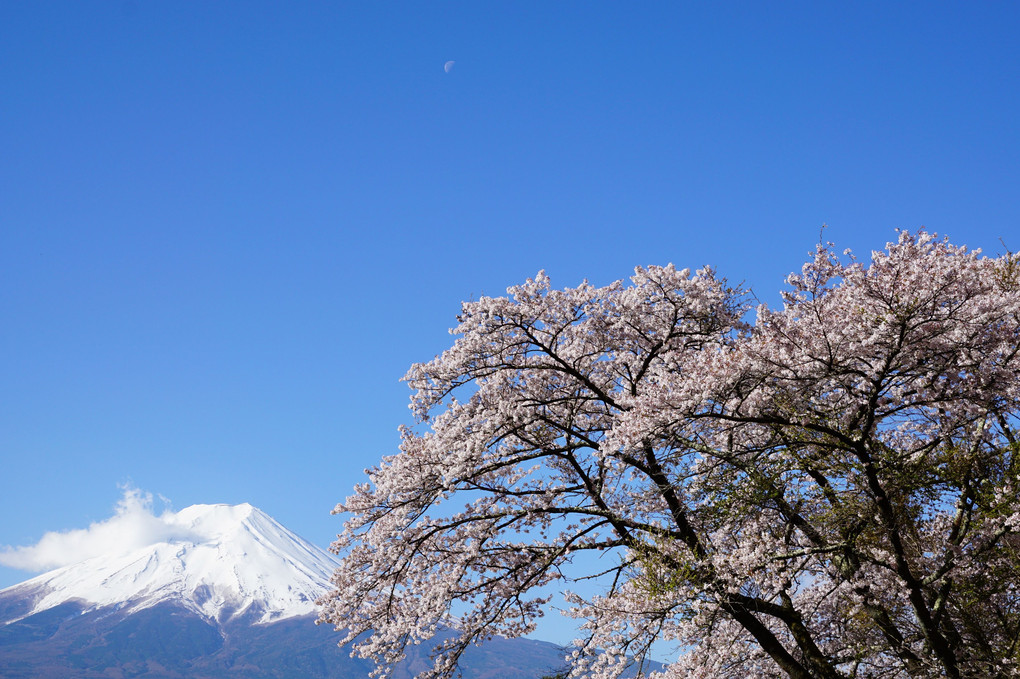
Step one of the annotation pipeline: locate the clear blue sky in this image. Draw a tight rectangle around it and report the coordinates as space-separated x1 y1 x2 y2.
2 1 1019 646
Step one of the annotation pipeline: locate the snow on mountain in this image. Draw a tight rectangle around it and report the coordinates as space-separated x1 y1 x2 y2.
0 503 338 625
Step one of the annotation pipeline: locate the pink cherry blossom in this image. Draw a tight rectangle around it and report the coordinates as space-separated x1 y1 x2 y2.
318 231 1020 679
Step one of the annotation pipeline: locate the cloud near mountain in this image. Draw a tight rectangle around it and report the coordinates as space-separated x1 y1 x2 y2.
0 486 198 572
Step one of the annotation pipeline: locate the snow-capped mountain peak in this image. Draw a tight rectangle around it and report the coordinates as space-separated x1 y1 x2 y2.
2 503 338 625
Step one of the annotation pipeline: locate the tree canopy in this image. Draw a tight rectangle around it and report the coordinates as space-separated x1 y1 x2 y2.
318 231 1020 679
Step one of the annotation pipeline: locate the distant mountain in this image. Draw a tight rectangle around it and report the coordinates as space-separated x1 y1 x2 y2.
0 503 569 679
1 504 335 626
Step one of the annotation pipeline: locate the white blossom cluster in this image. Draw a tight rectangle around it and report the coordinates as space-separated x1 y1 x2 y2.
318 232 1020 679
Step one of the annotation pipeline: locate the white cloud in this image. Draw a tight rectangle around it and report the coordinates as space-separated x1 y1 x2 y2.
0 486 198 572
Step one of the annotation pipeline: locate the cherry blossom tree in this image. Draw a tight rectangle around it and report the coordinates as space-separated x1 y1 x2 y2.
318 231 1020 679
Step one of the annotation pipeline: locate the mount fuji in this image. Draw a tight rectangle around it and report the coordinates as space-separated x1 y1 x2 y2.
0 503 569 679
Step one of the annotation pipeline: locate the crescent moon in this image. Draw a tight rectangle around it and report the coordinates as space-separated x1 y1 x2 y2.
444 61 455 73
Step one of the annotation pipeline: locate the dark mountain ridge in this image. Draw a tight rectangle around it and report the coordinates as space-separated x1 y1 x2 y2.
0 596 571 679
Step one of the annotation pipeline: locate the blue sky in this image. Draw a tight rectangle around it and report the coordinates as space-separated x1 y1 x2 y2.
2 1 1019 647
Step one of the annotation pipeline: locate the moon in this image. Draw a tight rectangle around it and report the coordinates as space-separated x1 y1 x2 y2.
444 60 455 73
